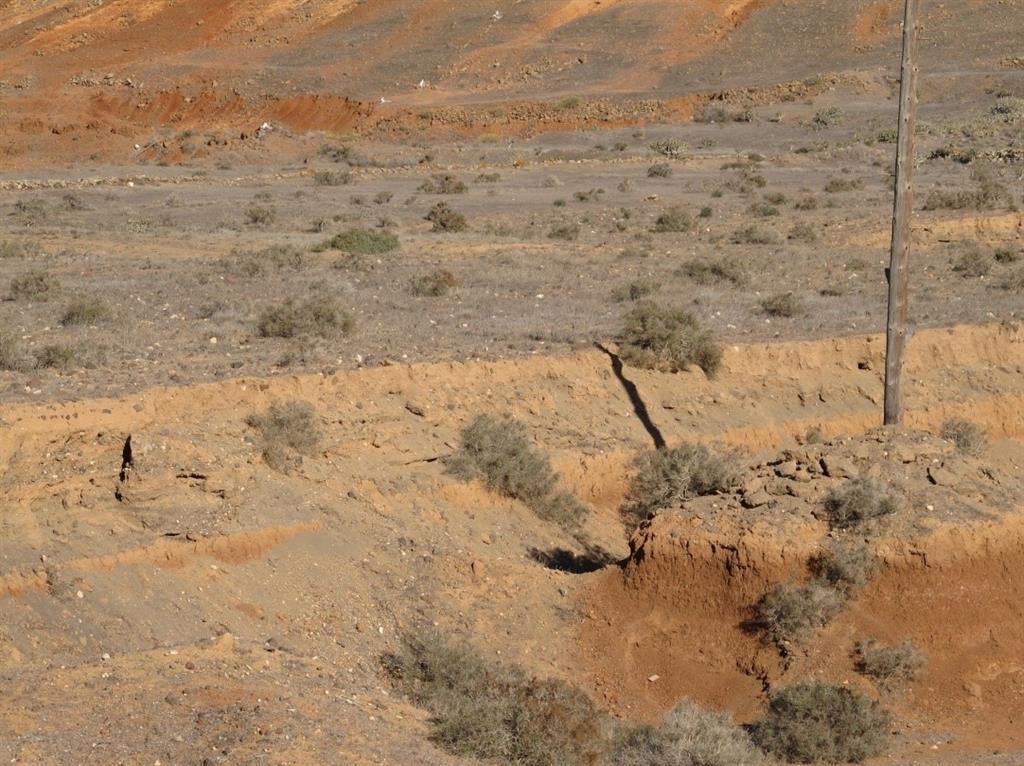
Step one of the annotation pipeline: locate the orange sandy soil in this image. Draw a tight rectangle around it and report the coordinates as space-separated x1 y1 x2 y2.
1 323 1022 763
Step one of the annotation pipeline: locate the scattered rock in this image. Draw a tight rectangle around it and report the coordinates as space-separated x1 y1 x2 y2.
821 456 856 479
742 489 771 508
928 465 959 486
774 460 799 478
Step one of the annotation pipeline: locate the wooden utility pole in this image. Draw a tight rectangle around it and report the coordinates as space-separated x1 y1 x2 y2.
883 0 922 425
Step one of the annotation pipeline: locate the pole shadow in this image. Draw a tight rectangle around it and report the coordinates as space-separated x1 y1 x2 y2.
594 342 666 450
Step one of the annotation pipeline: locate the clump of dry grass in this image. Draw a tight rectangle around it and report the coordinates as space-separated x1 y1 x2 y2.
652 207 693 233
10 270 59 301
246 400 321 473
808 540 877 594
410 269 457 297
384 630 606 766
61 297 109 326
750 682 891 763
678 258 746 287
618 302 722 377
256 296 353 339
940 418 987 455
621 444 739 529
817 478 899 531
426 202 467 232
760 293 804 318
418 174 467 194
447 414 588 530
614 700 765 766
854 639 926 688
752 582 845 650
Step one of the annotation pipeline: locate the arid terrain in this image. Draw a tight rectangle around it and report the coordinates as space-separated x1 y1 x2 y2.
1 1 1023 765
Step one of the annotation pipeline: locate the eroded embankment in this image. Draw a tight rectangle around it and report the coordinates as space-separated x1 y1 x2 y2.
580 512 1024 746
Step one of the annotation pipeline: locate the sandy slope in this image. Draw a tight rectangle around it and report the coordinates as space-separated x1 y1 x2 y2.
1 322 1022 763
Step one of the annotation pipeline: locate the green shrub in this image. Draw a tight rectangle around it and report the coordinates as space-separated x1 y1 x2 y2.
10 270 59 301
652 207 693 233
940 418 987 455
246 400 321 472
385 631 605 766
760 293 803 318
313 170 351 186
817 478 899 531
34 344 75 370
613 700 764 766
753 582 845 649
447 414 587 530
426 202 467 232
808 541 877 593
324 228 399 255
647 163 673 178
750 682 890 763
618 302 722 376
256 296 353 338
854 639 926 687
621 443 739 527
410 269 457 297
419 174 467 194
679 258 746 286
60 297 109 326
699 206 713 218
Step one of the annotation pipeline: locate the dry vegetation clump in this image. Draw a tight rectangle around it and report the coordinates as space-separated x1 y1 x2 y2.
447 414 587 530
652 207 693 233
418 174 468 194
752 582 845 650
60 297 109 326
611 280 659 302
256 296 353 339
760 293 804 318
924 167 1013 210
384 631 606 766
34 344 75 370
613 700 765 766
0 240 39 259
940 418 987 455
426 202 467 232
750 682 890 764
678 258 746 287
817 478 899 531
808 540 877 594
227 244 305 276
313 170 352 186
731 226 779 245
649 138 687 158
322 228 399 255
245 206 276 226
854 639 926 688
647 162 673 178
1003 267 1024 292
788 223 817 243
0 332 27 371
823 178 861 193
246 400 321 473
548 223 580 241
475 172 501 183
410 269 457 297
621 444 739 528
952 244 992 277
618 302 722 376
10 270 59 301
